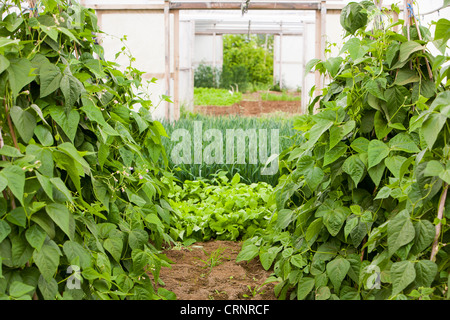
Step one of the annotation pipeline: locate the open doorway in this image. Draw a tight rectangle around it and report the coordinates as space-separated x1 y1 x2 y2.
189 11 307 117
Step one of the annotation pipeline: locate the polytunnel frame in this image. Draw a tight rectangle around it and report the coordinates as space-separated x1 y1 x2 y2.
81 1 399 122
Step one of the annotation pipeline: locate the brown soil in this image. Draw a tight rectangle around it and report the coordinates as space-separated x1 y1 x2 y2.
157 240 278 300
194 91 301 117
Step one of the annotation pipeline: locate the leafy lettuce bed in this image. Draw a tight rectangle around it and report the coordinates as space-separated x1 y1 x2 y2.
166 172 275 243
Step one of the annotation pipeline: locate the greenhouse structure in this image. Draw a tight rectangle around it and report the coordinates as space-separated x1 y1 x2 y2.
0 0 449 303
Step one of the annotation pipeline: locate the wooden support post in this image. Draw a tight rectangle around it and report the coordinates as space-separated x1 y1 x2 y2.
314 5 322 98
174 9 180 121
393 10 399 33
301 20 307 114
164 0 171 121
279 22 283 90
213 26 216 71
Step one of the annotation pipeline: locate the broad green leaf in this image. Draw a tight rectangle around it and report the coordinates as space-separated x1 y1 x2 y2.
259 246 281 270
323 142 347 167
63 241 93 269
342 155 365 186
305 167 324 191
0 145 23 158
414 260 437 288
412 220 435 255
50 177 73 203
30 211 55 240
385 156 407 179
52 152 82 194
421 113 447 150
350 137 369 153
391 261 416 296
153 121 169 138
340 2 368 34
1 165 25 205
33 240 61 282
103 234 123 263
60 74 83 108
0 220 12 243
26 144 54 178
368 140 390 169
350 218 371 247
9 281 35 298
323 206 349 237
323 57 343 77
368 162 385 187
276 209 294 230
305 218 323 242
374 111 392 140
385 42 400 67
9 106 36 143
387 210 415 257
38 276 58 300
297 277 315 300
0 37 20 51
375 186 391 200
394 68 420 86
39 24 58 42
236 243 259 262
326 257 350 292
290 254 306 268
48 106 80 142
7 210 27 233
0 175 7 193
344 217 358 241
39 62 62 98
0 55 10 74
81 103 109 128
10 233 33 267
434 18 450 43
341 37 368 61
303 121 333 150
304 58 321 76
128 229 149 251
144 213 163 228
440 169 450 184
366 78 386 100
398 41 425 63
131 249 149 273
25 224 47 251
316 286 331 300
424 160 445 177
389 133 420 153
6 58 36 98
57 142 90 174
45 203 75 241
34 125 54 147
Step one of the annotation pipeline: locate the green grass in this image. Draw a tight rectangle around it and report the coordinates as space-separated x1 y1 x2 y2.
261 91 301 101
194 87 243 106
160 113 303 186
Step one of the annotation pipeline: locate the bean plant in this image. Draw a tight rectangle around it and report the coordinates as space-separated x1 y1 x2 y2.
0 0 176 300
237 1 450 300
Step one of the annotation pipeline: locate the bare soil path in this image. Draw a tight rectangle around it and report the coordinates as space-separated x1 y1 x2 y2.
157 240 277 300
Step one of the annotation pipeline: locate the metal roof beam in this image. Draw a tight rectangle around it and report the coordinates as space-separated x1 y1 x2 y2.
170 1 320 11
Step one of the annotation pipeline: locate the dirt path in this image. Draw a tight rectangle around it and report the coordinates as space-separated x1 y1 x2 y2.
157 240 277 300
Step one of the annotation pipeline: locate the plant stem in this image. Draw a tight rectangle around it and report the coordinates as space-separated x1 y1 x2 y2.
4 103 20 150
0 127 16 210
430 183 448 262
